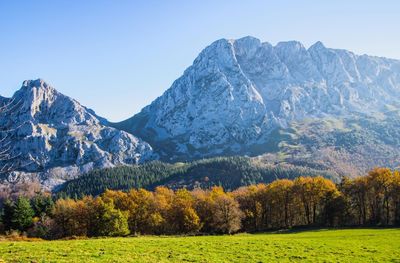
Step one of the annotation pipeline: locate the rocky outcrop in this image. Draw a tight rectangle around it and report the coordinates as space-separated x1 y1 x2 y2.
0 79 156 189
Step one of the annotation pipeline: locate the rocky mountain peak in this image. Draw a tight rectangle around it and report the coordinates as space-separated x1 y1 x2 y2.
308 41 326 51
10 79 100 126
117 36 400 160
21 78 53 92
1 80 156 189
18 79 57 110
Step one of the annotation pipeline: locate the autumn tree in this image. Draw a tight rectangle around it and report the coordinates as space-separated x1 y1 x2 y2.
52 196 130 238
125 189 158 234
341 176 369 225
261 179 294 228
170 189 201 233
391 171 400 225
210 190 242 234
366 168 393 225
192 188 214 233
152 186 175 233
85 197 129 237
52 198 86 237
102 190 130 211
293 176 338 225
233 184 265 231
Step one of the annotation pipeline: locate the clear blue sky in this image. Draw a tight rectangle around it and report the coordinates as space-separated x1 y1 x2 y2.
1 0 399 121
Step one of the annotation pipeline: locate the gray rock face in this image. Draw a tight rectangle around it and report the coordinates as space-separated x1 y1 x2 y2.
0 79 156 189
117 36 400 159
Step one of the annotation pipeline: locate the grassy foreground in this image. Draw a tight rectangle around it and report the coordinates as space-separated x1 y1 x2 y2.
0 229 399 262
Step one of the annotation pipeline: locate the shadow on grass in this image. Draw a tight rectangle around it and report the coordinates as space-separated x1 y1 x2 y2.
249 225 398 235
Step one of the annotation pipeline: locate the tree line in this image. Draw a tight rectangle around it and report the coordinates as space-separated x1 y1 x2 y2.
1 167 399 239
57 157 338 197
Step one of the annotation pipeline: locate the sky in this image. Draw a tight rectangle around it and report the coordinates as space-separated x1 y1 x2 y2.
1 0 400 121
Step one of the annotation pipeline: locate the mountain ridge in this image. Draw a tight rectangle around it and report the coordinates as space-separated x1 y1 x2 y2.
2 36 400 190
115 36 400 161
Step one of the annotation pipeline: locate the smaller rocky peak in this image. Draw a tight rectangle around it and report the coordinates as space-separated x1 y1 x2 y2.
308 41 327 53
12 79 60 117
9 79 100 126
203 38 232 52
275 41 306 53
234 36 262 48
190 38 243 74
16 79 58 104
273 41 320 81
274 41 310 67
20 79 56 96
233 36 262 58
192 38 232 64
22 78 51 88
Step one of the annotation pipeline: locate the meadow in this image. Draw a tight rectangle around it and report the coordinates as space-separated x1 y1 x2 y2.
0 229 399 262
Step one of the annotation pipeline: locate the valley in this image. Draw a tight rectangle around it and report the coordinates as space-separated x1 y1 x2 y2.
2 2 400 262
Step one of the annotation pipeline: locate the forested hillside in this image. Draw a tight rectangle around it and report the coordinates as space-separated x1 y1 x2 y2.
57 157 338 197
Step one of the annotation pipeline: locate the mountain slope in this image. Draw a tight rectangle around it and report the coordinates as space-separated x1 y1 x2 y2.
115 36 400 174
0 79 156 189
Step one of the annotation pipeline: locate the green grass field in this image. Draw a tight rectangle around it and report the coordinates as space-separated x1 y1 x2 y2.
0 229 399 262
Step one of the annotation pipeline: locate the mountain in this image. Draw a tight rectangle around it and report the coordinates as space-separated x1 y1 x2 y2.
0 79 156 189
2 37 400 191
116 36 400 174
